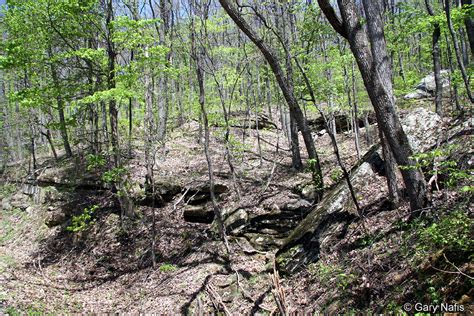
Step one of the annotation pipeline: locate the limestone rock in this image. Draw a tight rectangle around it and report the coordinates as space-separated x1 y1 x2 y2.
1 198 12 211
276 147 383 274
246 233 285 251
45 207 66 227
404 89 431 100
301 184 317 200
223 208 248 235
404 70 450 99
276 108 442 275
10 192 29 211
416 70 450 93
183 205 214 223
37 186 61 205
401 107 441 153
284 199 312 211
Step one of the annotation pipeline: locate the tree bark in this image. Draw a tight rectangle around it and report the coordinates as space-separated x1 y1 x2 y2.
380 130 400 206
318 0 427 211
461 0 474 56
106 0 119 166
425 0 444 116
445 0 474 103
191 0 229 254
48 48 72 158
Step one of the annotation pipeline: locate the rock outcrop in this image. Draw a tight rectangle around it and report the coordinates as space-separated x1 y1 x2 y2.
404 70 450 99
307 112 377 134
276 146 383 274
276 108 441 274
400 107 442 152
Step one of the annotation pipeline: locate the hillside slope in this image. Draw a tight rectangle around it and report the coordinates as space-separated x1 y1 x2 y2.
0 107 473 314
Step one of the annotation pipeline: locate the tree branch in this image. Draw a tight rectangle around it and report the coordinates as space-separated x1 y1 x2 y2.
317 0 348 39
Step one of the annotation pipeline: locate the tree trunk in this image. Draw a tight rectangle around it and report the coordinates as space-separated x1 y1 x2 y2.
461 0 474 56
351 62 361 159
445 0 474 103
191 0 229 253
156 0 172 145
144 46 155 193
318 0 427 211
106 0 119 166
447 36 463 115
48 48 72 158
425 0 444 116
218 0 322 179
380 130 400 206
42 129 58 161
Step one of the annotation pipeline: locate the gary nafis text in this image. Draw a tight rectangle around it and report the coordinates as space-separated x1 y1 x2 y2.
403 302 465 313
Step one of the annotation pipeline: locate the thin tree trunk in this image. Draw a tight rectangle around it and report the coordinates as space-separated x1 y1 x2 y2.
425 0 444 116
30 133 36 171
106 0 119 166
461 0 474 56
48 48 72 158
445 0 474 103
191 0 229 254
42 129 58 161
218 0 322 181
446 33 462 112
351 62 361 159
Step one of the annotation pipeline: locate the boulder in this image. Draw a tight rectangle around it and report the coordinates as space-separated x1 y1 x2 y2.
284 199 312 211
183 182 229 205
25 205 33 212
404 90 431 100
246 233 286 251
37 165 104 189
223 208 248 235
183 205 214 223
404 70 450 99
308 113 377 134
153 179 182 200
45 206 66 227
301 184 317 200
416 70 450 93
10 192 29 211
37 186 61 205
214 110 277 130
1 199 12 211
276 108 441 275
400 107 441 153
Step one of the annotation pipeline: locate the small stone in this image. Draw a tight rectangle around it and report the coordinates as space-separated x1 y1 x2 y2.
45 210 66 227
26 206 35 215
224 209 248 235
301 185 317 200
1 199 12 211
284 199 312 211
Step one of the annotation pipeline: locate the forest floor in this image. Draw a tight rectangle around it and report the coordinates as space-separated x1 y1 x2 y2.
0 103 473 314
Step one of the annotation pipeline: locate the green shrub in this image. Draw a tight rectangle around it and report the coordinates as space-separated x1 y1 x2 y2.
308 261 356 289
420 210 473 252
86 153 106 171
329 168 343 183
159 263 177 273
102 167 127 184
0 183 16 198
401 145 473 190
67 204 99 233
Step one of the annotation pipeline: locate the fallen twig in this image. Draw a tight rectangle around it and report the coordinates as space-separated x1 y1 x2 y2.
206 283 231 316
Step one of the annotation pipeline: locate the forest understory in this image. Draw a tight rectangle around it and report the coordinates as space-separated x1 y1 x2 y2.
1 0 474 314
1 101 473 314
